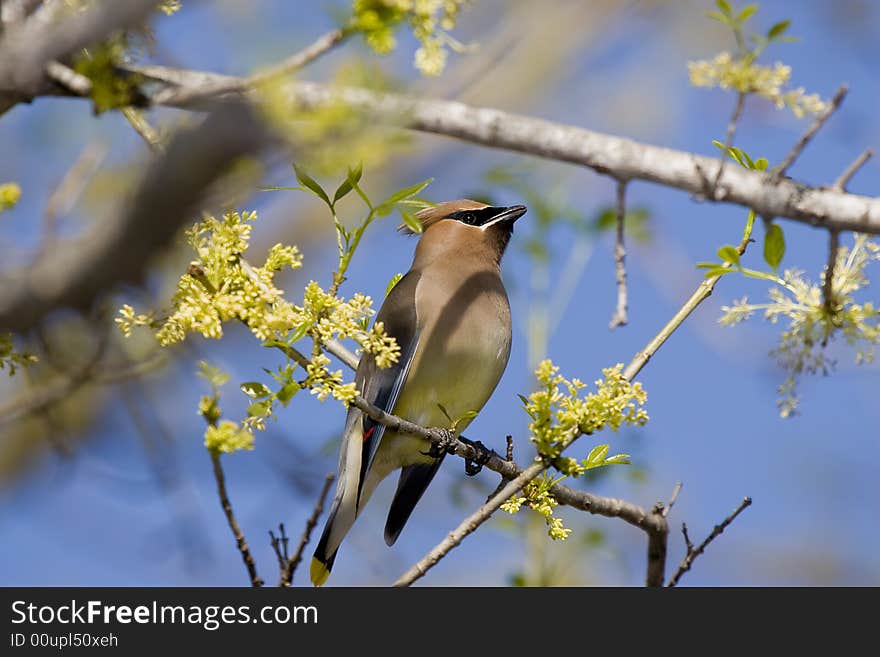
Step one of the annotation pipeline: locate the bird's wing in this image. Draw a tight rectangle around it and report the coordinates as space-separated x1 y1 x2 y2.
355 270 421 506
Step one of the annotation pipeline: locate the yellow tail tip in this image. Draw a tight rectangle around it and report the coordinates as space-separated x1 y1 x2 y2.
310 557 330 587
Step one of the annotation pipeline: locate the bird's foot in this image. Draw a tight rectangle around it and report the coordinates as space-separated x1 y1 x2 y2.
459 436 493 476
422 428 458 459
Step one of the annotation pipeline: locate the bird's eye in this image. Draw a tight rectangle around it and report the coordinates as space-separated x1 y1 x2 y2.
463 213 476 225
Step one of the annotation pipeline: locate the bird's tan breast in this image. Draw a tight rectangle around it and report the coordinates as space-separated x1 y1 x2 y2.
394 264 512 431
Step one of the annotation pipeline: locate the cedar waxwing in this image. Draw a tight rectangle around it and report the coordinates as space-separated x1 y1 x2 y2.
310 199 527 586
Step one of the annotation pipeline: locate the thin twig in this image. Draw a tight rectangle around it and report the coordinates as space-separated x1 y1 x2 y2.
393 460 547 587
42 139 107 245
623 219 753 382
712 91 745 196
280 472 335 586
681 523 694 554
822 149 873 316
269 524 289 572
45 59 91 94
209 450 264 587
822 229 840 315
152 28 347 107
609 179 628 329
122 106 162 150
773 85 848 181
833 148 873 191
486 435 515 501
666 497 752 587
663 481 683 518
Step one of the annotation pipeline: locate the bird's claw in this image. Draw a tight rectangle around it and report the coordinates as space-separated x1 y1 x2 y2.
459 436 493 476
422 428 458 459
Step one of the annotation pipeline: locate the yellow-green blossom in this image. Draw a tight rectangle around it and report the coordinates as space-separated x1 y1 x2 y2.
352 0 469 75
526 360 648 458
503 360 647 540
0 333 38 376
204 420 254 454
720 234 880 417
501 476 571 541
159 0 181 15
0 182 21 212
689 51 825 118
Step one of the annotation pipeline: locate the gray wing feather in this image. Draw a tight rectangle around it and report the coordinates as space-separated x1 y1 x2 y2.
355 270 421 506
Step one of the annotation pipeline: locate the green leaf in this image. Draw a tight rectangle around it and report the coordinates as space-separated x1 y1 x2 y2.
754 157 769 171
603 453 631 465
767 19 791 39
385 272 403 297
586 444 609 464
715 0 732 15
454 410 479 427
375 178 433 216
333 162 364 204
293 164 331 207
704 267 732 279
706 10 729 24
276 380 300 406
696 261 722 269
743 209 756 242
399 209 423 234
240 382 272 399
517 393 531 407
289 322 311 343
247 400 272 418
764 223 785 270
717 245 741 266
736 4 758 23
436 402 452 423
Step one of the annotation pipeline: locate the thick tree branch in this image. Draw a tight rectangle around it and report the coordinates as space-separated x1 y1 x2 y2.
666 497 752 587
118 65 880 235
0 0 161 95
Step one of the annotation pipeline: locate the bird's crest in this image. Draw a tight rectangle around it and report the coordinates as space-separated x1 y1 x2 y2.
398 199 489 234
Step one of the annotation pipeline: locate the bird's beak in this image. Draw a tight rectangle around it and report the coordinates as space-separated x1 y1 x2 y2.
481 205 528 230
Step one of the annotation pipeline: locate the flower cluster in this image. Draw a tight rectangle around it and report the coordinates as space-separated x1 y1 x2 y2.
689 52 825 118
196 362 255 454
352 0 468 75
501 475 571 541
0 333 38 376
117 209 399 411
526 360 648 458
720 235 880 417
204 419 255 454
0 182 21 212
159 0 181 15
505 361 647 540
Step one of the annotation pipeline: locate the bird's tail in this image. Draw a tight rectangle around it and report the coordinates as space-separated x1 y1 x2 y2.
310 416 364 586
310 515 340 587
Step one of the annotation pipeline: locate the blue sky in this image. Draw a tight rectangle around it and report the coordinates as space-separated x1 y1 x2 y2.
1 0 878 586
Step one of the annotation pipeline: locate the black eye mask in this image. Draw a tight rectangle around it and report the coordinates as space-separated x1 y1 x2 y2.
446 207 503 227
